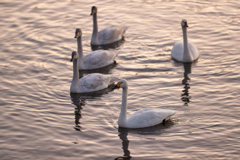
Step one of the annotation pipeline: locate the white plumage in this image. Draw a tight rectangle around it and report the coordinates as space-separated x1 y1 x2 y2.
75 28 119 70
171 41 199 62
80 49 118 70
171 19 200 62
125 108 177 128
90 6 127 45
70 51 118 93
114 79 177 128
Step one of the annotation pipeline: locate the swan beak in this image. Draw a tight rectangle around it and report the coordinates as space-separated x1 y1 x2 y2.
117 82 121 87
70 54 75 62
185 22 188 27
90 12 93 16
75 33 79 38
112 82 121 90
75 34 80 38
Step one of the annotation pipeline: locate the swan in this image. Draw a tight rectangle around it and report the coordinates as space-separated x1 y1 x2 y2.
90 6 128 45
75 28 119 70
70 51 118 93
171 19 200 62
113 79 177 128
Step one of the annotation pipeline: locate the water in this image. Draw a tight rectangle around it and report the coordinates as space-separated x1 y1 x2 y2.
1 0 240 159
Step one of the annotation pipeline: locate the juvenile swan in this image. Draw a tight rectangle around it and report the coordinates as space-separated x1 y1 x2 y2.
113 79 177 128
90 6 128 45
70 51 118 93
171 19 200 62
75 28 119 70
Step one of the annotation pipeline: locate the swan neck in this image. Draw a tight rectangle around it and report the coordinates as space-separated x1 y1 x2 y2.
182 27 192 61
119 87 128 123
77 36 84 68
91 13 99 45
72 58 79 85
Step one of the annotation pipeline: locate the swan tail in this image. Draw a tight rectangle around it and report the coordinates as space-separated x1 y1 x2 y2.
122 26 128 35
165 110 178 120
114 50 121 58
106 49 120 61
110 75 119 83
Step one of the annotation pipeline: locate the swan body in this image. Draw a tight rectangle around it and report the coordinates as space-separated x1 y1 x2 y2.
90 6 128 45
75 28 119 70
171 19 200 62
70 51 118 93
114 79 177 128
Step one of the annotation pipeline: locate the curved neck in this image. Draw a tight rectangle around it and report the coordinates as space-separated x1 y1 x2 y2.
91 13 99 45
119 87 128 124
182 27 192 62
77 36 84 68
72 58 79 85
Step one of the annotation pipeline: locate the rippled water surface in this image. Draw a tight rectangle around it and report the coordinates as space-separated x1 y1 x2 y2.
1 0 240 159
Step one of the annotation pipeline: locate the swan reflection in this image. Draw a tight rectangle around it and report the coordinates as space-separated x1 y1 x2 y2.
70 86 115 131
115 120 176 160
181 63 192 105
115 127 131 160
70 94 85 131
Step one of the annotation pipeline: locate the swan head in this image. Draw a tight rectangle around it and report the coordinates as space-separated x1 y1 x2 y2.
181 19 188 28
90 6 97 16
75 28 82 38
70 51 78 62
113 79 128 89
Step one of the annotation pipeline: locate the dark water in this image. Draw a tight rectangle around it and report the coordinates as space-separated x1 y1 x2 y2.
1 0 240 159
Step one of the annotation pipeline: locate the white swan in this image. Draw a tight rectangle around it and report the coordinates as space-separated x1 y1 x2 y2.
171 19 200 62
70 51 118 93
113 79 177 128
90 6 128 45
75 28 119 70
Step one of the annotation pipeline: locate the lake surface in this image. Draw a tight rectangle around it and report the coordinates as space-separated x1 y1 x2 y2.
1 0 240 159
